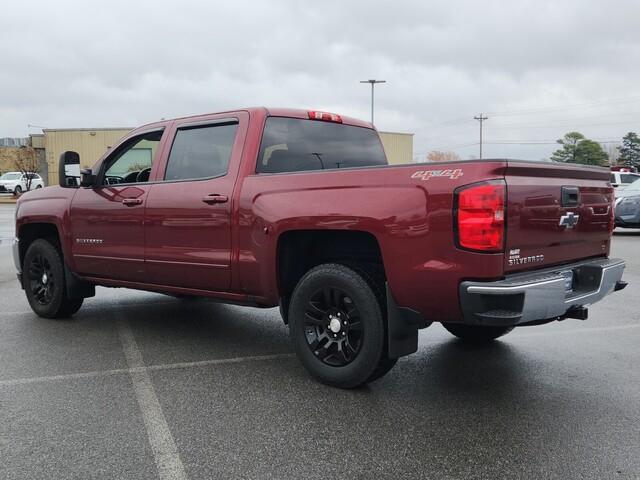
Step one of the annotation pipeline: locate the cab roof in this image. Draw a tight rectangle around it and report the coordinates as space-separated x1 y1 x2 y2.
137 107 374 131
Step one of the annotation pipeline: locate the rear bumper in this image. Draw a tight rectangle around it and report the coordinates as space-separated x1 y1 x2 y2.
459 257 626 326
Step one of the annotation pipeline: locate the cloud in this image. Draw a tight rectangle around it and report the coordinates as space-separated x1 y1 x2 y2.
1 0 639 160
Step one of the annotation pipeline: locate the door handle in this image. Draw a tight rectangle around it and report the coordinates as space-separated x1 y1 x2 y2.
202 194 228 204
122 198 143 206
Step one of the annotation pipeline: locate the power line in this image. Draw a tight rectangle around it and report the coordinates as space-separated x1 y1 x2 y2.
486 95 640 117
489 119 640 130
416 138 622 156
410 95 640 135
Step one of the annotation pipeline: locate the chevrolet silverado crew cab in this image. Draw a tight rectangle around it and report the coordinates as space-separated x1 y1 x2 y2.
13 107 627 388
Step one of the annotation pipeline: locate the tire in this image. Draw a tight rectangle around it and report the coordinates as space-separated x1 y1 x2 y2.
14 185 22 195
288 263 395 388
442 323 513 343
36 184 43 189
23 239 84 319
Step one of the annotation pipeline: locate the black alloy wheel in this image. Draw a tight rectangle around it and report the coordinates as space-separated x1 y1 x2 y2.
28 253 56 305
289 263 396 388
23 239 84 318
303 286 363 367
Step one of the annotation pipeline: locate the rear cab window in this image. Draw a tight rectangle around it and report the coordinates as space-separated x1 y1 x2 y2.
257 117 387 174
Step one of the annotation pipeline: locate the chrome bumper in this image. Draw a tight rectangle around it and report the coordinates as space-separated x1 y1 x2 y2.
459 257 626 326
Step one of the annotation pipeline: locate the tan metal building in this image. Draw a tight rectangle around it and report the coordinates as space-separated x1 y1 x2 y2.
379 131 414 165
44 128 131 185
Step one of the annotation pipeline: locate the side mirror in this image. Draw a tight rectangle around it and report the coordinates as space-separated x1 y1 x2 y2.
58 151 81 188
80 169 96 188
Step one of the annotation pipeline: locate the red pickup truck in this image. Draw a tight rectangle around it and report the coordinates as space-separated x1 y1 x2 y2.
13 107 627 388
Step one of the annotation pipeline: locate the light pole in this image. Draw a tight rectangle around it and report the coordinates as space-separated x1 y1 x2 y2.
360 79 386 124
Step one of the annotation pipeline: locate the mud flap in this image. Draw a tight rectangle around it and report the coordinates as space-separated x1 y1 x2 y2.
386 283 427 358
65 264 95 299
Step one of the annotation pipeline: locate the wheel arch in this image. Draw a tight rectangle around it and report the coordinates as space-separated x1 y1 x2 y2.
276 229 385 311
276 228 426 359
17 222 94 299
18 222 62 268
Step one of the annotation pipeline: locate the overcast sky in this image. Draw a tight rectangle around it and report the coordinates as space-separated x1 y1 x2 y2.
1 0 639 161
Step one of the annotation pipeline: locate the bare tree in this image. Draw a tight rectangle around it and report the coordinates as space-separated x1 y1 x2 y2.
13 146 39 193
427 150 461 162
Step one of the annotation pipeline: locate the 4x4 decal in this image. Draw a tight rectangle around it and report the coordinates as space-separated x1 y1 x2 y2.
411 168 463 181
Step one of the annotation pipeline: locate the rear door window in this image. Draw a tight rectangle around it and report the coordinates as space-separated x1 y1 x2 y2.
164 122 238 181
257 117 387 174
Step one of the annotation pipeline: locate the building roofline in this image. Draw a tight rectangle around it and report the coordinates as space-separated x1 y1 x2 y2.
378 131 414 136
42 127 134 132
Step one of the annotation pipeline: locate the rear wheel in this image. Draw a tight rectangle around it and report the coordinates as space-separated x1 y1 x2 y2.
442 323 513 343
289 263 395 388
24 239 83 318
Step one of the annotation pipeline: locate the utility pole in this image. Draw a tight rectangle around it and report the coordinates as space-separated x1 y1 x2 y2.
360 79 386 124
474 113 488 159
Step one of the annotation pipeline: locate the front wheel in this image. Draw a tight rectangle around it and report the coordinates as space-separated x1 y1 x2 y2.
289 263 394 388
24 239 84 318
14 185 22 195
442 323 513 343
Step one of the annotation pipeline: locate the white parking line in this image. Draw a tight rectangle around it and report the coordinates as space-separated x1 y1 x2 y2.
117 319 188 480
512 323 640 338
0 366 133 387
0 352 294 388
0 300 180 317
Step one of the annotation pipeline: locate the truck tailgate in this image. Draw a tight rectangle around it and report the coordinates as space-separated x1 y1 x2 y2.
504 161 613 273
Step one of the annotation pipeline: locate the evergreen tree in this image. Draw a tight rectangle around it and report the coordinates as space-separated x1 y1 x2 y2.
550 132 584 163
618 132 640 168
551 132 607 166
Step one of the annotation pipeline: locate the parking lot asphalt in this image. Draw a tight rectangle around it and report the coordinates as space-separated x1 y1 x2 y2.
0 202 15 242
0 203 638 480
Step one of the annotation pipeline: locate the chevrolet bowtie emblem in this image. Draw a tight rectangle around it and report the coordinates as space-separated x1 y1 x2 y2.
559 212 580 229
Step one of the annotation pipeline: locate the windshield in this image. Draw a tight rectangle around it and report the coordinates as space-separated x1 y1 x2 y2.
622 178 640 194
0 173 21 180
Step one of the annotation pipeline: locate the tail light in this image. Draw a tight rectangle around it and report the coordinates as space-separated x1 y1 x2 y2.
308 111 343 123
455 180 506 252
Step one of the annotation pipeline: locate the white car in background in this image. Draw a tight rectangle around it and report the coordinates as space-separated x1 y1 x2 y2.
610 171 640 196
0 172 45 195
